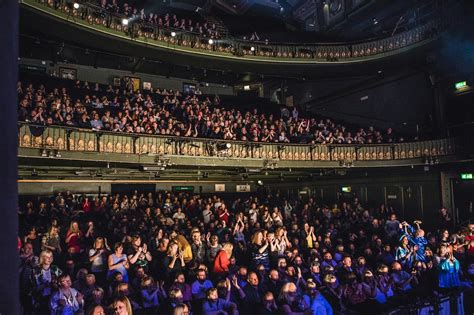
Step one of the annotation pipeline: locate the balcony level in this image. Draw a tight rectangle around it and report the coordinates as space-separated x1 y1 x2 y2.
18 123 464 181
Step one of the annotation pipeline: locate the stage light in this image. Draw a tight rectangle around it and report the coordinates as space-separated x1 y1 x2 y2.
73 2 79 9
171 31 176 37
208 39 214 45
122 18 129 26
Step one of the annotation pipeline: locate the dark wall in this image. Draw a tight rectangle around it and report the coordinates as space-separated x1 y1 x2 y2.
268 171 442 230
283 71 436 137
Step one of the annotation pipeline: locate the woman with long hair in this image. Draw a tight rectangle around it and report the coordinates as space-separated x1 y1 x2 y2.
65 220 84 255
250 231 270 270
112 296 133 315
107 242 129 283
275 227 291 257
163 241 185 279
395 235 414 269
41 225 62 259
127 235 152 272
89 237 109 286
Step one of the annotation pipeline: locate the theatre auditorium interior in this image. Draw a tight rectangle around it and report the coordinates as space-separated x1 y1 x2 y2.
3 0 474 314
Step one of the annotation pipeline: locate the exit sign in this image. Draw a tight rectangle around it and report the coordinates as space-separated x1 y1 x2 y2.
461 173 473 180
455 81 467 90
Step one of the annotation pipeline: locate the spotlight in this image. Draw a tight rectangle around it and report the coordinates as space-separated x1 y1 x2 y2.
122 18 129 26
171 31 176 37
250 46 255 52
257 180 263 186
208 39 214 45
73 2 79 9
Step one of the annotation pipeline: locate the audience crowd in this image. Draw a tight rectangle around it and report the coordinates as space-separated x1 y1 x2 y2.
17 78 403 145
95 0 220 38
18 189 472 315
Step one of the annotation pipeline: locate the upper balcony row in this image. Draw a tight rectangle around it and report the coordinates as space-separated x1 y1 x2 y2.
23 0 442 64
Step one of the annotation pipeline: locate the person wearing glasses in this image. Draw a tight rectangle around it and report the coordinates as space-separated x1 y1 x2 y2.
50 274 84 315
112 296 133 315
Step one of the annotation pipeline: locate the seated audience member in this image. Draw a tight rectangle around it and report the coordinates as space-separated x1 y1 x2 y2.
202 288 238 315
50 274 84 314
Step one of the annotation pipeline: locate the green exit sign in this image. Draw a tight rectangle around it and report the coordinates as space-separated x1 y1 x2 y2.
461 173 473 180
172 186 194 192
455 81 467 90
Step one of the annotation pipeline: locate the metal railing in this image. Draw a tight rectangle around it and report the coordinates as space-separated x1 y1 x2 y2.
23 0 443 63
18 122 456 163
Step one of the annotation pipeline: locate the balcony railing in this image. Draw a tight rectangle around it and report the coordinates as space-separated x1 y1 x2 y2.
22 0 442 64
18 123 456 164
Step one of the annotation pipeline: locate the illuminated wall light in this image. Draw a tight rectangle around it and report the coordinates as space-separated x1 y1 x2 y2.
122 18 129 26
455 81 468 90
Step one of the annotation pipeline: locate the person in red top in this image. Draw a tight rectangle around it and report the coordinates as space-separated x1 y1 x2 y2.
66 221 84 255
218 204 230 225
465 224 474 263
82 197 91 213
213 243 233 276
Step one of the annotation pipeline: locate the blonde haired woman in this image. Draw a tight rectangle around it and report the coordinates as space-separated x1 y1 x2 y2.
275 227 291 254
32 250 63 312
89 237 109 285
41 225 61 257
112 296 133 315
213 243 233 275
66 220 84 255
278 282 309 314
